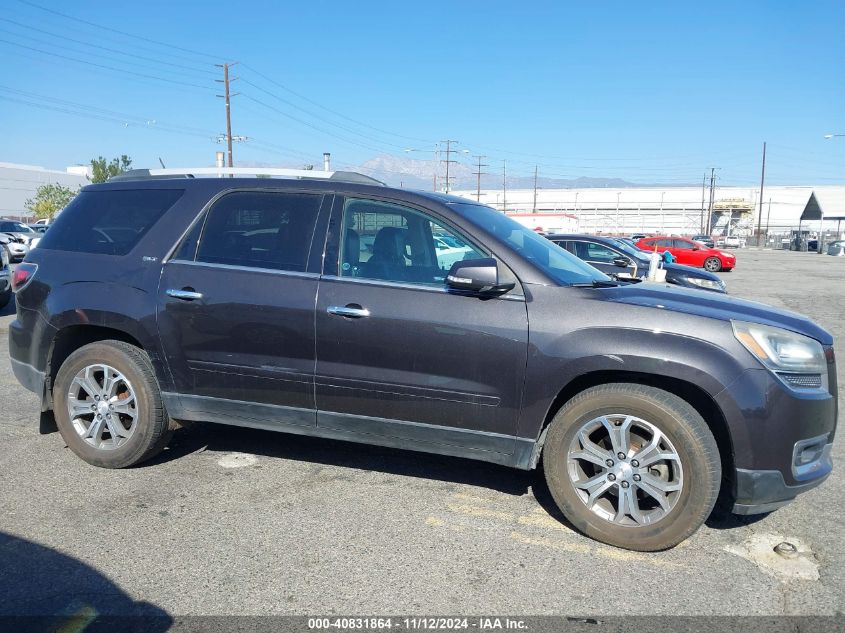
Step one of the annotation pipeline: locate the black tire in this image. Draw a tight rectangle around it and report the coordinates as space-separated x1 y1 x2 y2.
703 257 722 272
542 383 720 551
53 340 173 468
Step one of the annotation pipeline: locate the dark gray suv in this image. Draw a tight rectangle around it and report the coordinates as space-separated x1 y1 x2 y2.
9 168 837 551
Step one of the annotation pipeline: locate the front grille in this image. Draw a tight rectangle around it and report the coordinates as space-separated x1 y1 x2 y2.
779 372 823 389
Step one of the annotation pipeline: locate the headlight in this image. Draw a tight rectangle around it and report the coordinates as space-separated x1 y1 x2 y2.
719 251 734 258
684 276 725 291
732 320 828 389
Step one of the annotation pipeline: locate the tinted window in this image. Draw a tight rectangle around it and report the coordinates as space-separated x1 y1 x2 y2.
672 239 694 249
1 221 33 233
656 239 674 248
340 198 485 285
583 242 621 263
37 189 184 255
196 191 321 271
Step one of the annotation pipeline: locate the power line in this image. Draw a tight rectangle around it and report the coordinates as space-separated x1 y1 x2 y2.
441 140 460 193
15 0 217 62
0 39 215 92
0 18 216 77
240 63 435 145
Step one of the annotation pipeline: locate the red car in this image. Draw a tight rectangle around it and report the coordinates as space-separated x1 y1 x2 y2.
635 236 736 272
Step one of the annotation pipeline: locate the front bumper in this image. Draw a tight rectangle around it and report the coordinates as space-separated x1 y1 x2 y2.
715 365 837 514
733 443 833 514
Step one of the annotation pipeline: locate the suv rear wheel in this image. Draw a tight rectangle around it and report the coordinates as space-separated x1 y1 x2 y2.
53 340 174 468
543 383 720 551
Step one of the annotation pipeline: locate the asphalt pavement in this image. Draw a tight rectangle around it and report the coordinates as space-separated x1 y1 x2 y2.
1 249 843 618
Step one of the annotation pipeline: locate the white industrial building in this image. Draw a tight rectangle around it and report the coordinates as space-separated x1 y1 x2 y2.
0 162 90 219
452 185 845 243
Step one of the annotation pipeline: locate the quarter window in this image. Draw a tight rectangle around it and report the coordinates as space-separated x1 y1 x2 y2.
194 191 322 272
339 198 485 285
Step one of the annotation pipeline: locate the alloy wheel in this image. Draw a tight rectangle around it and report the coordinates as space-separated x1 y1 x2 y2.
567 414 684 526
66 364 138 450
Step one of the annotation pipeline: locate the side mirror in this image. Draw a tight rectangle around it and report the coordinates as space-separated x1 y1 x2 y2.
446 258 515 295
692 245 700 250
613 257 630 267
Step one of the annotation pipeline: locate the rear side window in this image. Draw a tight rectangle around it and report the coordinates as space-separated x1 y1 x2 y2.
194 191 322 272
37 189 184 256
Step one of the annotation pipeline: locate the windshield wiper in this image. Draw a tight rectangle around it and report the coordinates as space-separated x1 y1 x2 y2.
570 279 620 288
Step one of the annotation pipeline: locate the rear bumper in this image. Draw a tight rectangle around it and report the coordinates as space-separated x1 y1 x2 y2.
10 357 45 396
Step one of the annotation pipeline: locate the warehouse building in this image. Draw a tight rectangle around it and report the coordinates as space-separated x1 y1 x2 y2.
0 162 90 220
452 185 845 244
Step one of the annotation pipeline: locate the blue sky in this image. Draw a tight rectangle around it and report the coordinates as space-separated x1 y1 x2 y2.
2 0 844 185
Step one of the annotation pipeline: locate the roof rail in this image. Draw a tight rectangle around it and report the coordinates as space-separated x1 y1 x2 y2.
109 167 384 186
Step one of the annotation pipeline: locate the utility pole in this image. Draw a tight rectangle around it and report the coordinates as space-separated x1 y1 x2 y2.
215 62 239 167
532 165 539 213
700 172 707 234
440 140 459 193
502 160 507 213
472 155 487 202
756 141 767 247
765 197 772 243
706 167 718 234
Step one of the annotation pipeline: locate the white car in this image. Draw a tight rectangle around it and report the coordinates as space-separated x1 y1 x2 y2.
723 236 741 248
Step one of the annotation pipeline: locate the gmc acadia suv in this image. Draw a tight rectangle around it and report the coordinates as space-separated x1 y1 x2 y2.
9 168 837 551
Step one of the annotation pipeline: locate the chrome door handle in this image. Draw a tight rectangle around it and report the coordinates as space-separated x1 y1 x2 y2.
327 305 370 318
166 288 203 301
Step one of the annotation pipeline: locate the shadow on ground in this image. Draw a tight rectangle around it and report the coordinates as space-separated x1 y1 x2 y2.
0 531 171 631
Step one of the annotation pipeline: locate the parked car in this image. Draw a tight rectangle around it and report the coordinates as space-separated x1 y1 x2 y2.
0 220 39 246
615 237 643 251
549 234 726 293
0 233 28 262
723 236 741 248
691 235 715 248
0 242 10 308
827 241 845 256
28 224 49 235
9 167 836 551
636 235 736 272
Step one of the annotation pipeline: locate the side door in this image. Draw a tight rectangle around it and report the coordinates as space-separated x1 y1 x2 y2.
670 238 700 266
156 189 329 427
314 196 529 459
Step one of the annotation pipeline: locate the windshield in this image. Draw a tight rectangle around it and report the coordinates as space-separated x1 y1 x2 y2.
2 222 34 233
610 238 649 261
448 203 610 285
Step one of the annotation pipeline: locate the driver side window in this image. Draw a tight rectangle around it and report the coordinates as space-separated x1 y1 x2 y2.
339 198 485 286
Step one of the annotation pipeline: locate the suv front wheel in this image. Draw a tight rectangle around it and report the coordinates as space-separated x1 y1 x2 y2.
543 383 720 551
53 340 174 468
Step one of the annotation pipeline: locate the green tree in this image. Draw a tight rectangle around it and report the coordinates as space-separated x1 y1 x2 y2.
90 155 133 183
24 183 78 221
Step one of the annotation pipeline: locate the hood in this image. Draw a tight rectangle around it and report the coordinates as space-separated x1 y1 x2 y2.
600 282 833 345
661 261 720 281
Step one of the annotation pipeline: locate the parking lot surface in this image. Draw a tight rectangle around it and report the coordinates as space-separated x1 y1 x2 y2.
1 248 843 617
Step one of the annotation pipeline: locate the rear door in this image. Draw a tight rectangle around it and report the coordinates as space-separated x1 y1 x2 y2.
314 196 529 458
156 189 329 426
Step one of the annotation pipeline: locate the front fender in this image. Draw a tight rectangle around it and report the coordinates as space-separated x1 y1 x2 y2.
517 324 754 446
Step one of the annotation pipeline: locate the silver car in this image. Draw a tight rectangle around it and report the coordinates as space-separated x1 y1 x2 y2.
827 240 845 256
0 220 38 261
0 233 28 262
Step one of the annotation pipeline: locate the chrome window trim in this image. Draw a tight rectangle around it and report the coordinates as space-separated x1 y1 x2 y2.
319 274 525 302
167 259 320 280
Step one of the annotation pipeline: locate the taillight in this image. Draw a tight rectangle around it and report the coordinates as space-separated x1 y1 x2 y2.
11 262 37 292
